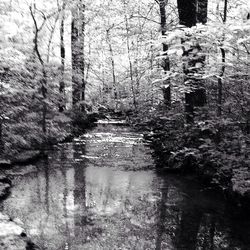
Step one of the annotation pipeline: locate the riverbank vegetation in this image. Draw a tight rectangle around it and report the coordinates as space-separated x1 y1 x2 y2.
0 0 249 204
130 0 250 204
132 0 250 204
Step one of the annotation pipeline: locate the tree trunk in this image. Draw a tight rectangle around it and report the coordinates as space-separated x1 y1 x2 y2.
71 4 80 107
59 0 66 112
159 0 171 107
85 43 91 83
124 13 137 110
71 0 86 111
47 14 59 63
197 0 208 24
177 0 197 28
30 5 47 134
79 0 86 106
106 29 118 108
217 0 227 116
177 0 208 123
0 120 3 156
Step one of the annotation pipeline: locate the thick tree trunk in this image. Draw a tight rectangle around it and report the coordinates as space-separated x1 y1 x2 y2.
177 0 208 122
177 0 208 25
71 0 86 111
177 0 197 27
197 0 208 24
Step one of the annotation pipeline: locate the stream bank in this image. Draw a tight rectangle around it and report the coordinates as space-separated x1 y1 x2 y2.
0 113 99 250
131 115 250 212
0 112 99 169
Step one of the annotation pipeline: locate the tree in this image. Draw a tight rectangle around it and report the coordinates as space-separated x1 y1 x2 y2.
0 114 4 156
177 0 208 122
106 27 118 109
158 0 171 107
123 0 137 109
71 0 86 111
59 0 66 112
29 3 48 134
217 0 227 116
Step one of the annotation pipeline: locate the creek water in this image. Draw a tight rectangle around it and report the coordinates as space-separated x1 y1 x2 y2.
1 122 250 250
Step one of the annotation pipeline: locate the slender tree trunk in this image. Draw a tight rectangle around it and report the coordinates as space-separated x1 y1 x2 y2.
150 31 154 71
217 0 227 116
0 120 3 156
0 71 4 155
246 13 250 133
159 0 171 107
85 43 91 83
71 3 80 107
47 14 59 63
106 29 118 108
30 5 47 134
124 13 137 109
79 0 86 106
59 0 66 112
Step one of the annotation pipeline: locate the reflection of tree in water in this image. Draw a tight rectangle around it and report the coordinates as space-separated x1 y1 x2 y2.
171 182 220 250
171 184 250 250
196 214 216 250
151 176 242 250
155 177 169 250
174 205 203 250
73 142 88 245
61 146 73 250
35 156 50 250
44 156 50 214
3 124 250 250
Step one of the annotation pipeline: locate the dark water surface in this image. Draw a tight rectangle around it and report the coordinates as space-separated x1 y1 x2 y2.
1 122 250 250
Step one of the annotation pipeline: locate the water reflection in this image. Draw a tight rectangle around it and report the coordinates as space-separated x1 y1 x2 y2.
1 124 250 249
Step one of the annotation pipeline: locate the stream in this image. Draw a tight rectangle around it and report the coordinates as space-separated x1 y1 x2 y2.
1 121 250 250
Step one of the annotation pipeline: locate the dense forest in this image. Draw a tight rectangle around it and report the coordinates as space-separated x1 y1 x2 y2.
0 0 249 191
0 0 250 249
